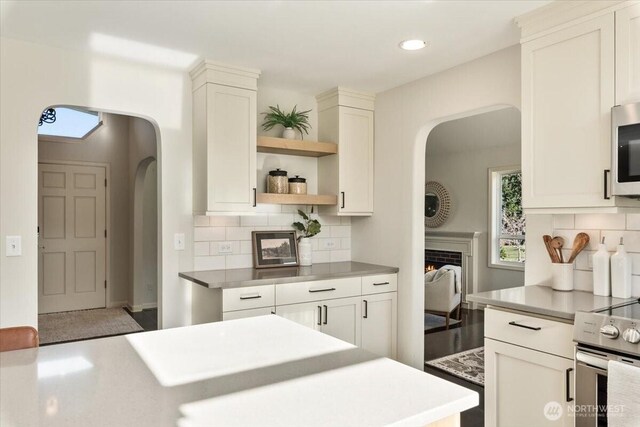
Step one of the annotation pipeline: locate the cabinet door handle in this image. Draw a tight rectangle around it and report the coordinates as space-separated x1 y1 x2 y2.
604 169 611 200
373 281 390 286
309 287 336 293
239 294 261 300
317 306 322 325
323 305 328 325
363 300 368 318
508 321 541 331
253 188 257 207
341 192 345 209
566 368 573 402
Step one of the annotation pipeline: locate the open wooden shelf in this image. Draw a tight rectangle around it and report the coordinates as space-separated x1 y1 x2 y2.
257 136 337 157
256 193 337 206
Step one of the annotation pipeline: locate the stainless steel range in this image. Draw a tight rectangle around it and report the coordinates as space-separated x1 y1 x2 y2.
574 299 640 426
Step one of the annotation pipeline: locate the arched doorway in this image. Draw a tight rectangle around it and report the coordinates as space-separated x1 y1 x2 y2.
36 106 161 343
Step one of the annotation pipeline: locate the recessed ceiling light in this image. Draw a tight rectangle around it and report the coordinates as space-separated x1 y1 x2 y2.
399 39 428 51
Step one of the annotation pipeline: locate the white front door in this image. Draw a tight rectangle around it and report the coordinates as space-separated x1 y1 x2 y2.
38 163 107 314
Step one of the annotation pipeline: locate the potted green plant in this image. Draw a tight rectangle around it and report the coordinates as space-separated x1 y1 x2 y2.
292 209 320 266
262 105 311 140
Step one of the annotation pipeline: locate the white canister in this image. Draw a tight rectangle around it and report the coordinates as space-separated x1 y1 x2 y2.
592 239 611 296
298 238 312 266
611 238 632 299
551 263 574 291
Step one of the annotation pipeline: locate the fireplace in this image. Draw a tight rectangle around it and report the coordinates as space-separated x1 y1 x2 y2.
425 231 480 307
425 249 462 272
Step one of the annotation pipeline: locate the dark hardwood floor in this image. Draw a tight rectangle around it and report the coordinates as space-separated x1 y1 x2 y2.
125 307 158 331
424 309 485 427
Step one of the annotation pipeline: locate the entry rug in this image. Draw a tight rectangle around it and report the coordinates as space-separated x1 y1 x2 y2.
38 308 143 345
425 347 484 387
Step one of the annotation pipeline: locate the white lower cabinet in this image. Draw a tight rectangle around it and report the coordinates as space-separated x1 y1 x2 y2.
192 273 398 358
275 274 397 357
484 308 574 427
361 292 397 358
321 296 362 346
276 297 362 346
485 339 574 427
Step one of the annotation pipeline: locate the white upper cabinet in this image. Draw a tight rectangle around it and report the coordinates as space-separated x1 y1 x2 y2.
519 2 640 211
191 61 260 214
616 3 640 105
317 88 375 216
522 14 616 210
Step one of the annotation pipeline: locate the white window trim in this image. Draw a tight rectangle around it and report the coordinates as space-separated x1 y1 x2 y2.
38 110 103 143
488 165 525 271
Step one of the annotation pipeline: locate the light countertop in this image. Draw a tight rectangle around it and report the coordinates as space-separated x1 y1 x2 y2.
179 261 399 289
0 315 477 427
467 285 637 320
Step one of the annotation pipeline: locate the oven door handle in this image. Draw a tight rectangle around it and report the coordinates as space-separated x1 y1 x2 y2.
576 351 609 372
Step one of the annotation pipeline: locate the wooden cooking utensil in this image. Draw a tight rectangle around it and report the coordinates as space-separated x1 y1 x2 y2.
550 237 565 263
543 235 560 263
567 233 590 264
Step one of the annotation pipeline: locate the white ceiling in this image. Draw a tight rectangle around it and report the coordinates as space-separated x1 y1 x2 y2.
0 0 551 94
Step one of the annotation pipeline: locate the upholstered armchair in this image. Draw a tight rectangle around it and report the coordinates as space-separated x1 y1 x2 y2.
424 265 462 329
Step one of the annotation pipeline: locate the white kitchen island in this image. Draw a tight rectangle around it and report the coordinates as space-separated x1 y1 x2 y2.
1 315 477 427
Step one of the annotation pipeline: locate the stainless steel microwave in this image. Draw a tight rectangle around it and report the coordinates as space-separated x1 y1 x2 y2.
611 102 640 198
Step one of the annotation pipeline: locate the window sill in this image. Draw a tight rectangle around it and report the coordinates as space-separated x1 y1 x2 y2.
488 262 525 272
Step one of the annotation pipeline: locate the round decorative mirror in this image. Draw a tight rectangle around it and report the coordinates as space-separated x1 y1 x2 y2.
424 181 451 228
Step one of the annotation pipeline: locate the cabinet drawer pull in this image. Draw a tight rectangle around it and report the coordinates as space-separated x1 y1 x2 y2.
341 192 345 209
317 306 322 325
239 294 262 300
508 321 541 331
566 368 573 402
363 300 368 318
323 305 328 325
309 288 336 293
603 169 611 200
253 188 257 207
373 281 390 286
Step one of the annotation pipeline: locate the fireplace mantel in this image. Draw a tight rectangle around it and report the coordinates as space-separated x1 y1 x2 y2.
425 231 480 307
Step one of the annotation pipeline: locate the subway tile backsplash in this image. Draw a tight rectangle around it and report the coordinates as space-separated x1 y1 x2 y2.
193 206 351 271
553 213 640 296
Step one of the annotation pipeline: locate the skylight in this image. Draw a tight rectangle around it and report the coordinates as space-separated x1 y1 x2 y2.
38 107 102 139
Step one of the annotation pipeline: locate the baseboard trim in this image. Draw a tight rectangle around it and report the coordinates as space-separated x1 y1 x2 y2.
108 301 128 309
128 302 158 312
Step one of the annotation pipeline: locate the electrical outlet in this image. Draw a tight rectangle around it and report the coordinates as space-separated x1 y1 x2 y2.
174 233 185 251
6 236 21 257
321 240 337 250
218 242 233 254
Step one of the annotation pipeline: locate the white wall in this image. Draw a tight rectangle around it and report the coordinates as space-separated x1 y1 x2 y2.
425 107 524 292
142 161 158 306
0 36 193 329
129 116 158 310
352 45 521 369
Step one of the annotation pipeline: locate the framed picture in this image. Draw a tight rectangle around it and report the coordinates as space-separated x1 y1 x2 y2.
252 231 299 269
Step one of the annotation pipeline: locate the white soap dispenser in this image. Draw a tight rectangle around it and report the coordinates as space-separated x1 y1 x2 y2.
592 237 611 296
611 237 632 299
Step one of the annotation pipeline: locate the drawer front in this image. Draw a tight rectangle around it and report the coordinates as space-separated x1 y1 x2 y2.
276 277 361 305
223 285 275 312
485 307 574 359
222 307 275 321
362 274 397 295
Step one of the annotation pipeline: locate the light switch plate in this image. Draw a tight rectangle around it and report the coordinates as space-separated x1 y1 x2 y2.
174 233 185 251
6 236 22 256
